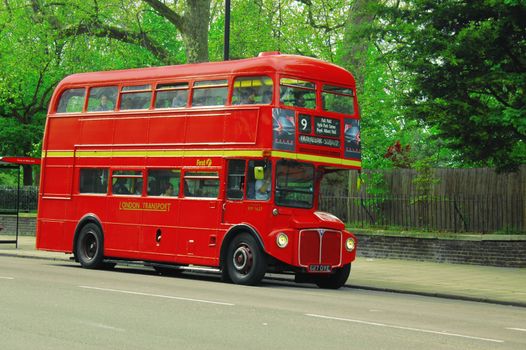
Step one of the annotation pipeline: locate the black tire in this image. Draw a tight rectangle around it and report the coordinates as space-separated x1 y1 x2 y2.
75 223 104 269
225 233 267 286
314 264 351 289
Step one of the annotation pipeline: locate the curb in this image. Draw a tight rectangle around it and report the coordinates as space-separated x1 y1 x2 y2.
0 252 72 262
346 284 526 309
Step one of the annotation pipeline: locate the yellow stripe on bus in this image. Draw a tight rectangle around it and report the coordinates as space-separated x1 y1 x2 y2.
272 151 361 167
44 149 361 167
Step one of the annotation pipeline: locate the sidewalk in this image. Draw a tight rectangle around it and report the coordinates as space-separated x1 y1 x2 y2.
1 235 525 307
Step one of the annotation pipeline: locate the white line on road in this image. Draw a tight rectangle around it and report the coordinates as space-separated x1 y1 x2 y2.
0 276 14 280
79 286 235 306
507 327 526 332
305 313 504 343
77 320 126 332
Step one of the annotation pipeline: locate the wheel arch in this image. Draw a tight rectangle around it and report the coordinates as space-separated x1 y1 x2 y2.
219 224 265 270
72 213 104 257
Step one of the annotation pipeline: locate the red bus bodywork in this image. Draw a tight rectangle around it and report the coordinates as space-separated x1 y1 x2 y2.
36 53 361 288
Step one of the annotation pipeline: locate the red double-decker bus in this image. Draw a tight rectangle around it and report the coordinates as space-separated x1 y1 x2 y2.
36 52 361 288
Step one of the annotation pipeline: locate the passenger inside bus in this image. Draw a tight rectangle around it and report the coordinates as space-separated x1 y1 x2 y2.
294 92 306 107
184 180 191 196
255 168 271 200
246 160 271 200
240 88 256 104
261 90 272 104
113 178 130 194
162 183 174 196
171 90 187 107
95 95 111 111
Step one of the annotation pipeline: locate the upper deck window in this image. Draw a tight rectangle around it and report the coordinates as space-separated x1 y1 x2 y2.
232 76 273 105
56 88 85 113
280 78 316 109
155 82 189 109
191 80 228 107
120 84 152 110
322 84 355 115
87 86 118 112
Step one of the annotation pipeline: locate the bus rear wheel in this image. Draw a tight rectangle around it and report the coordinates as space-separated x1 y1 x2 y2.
314 264 351 289
226 233 267 286
75 223 104 269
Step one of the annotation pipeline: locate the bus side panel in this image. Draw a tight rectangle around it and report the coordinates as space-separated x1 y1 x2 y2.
41 164 73 197
36 203 67 252
114 117 149 145
148 115 186 144
46 117 78 150
80 118 114 145
176 198 222 266
140 198 180 263
225 109 259 144
185 114 224 144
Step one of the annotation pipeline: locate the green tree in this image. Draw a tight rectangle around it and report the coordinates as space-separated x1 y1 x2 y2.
372 0 526 172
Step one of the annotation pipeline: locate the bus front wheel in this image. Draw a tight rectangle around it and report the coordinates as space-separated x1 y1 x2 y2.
226 233 267 286
314 264 351 289
75 223 104 269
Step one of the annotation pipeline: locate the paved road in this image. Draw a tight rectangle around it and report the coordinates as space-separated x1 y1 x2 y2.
1 256 525 350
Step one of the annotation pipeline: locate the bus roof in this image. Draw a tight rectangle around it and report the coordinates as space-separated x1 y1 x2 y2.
56 52 356 89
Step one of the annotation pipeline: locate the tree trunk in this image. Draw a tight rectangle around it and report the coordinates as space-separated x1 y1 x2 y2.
182 0 211 63
22 164 33 186
340 0 377 93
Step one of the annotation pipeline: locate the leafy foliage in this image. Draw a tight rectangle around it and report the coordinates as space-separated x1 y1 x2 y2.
371 0 526 171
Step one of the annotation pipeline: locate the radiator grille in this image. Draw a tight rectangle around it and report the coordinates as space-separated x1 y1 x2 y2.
298 229 342 266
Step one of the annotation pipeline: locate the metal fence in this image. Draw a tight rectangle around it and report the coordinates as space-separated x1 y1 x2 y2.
320 192 525 233
0 186 38 213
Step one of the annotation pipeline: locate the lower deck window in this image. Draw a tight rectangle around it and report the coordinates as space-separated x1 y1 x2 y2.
79 168 108 194
148 169 180 197
184 172 219 198
112 170 143 195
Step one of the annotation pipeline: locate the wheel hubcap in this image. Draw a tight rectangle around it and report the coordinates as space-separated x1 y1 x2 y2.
232 244 253 275
84 233 97 260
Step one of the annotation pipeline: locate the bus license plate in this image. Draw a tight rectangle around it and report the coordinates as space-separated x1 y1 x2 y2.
308 264 331 273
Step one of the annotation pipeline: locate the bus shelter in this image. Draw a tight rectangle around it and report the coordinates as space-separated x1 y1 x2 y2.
0 157 40 248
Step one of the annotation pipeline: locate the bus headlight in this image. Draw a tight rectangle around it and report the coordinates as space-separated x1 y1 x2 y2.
276 232 289 248
345 238 356 252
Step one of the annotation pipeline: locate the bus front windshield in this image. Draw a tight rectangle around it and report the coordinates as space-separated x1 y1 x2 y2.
275 160 314 208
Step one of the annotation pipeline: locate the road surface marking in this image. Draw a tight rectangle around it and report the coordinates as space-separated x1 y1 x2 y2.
507 328 526 332
0 276 14 280
305 314 504 343
79 286 234 306
78 320 125 332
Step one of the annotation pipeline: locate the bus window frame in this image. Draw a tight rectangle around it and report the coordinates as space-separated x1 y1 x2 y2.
182 170 221 198
119 84 153 111
279 76 317 110
86 85 119 113
78 167 109 195
55 87 87 114
110 169 144 196
147 168 182 197
321 84 356 115
153 82 190 110
231 75 274 106
190 79 229 107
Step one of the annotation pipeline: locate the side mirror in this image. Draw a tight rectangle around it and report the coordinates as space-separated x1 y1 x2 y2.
254 166 264 180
